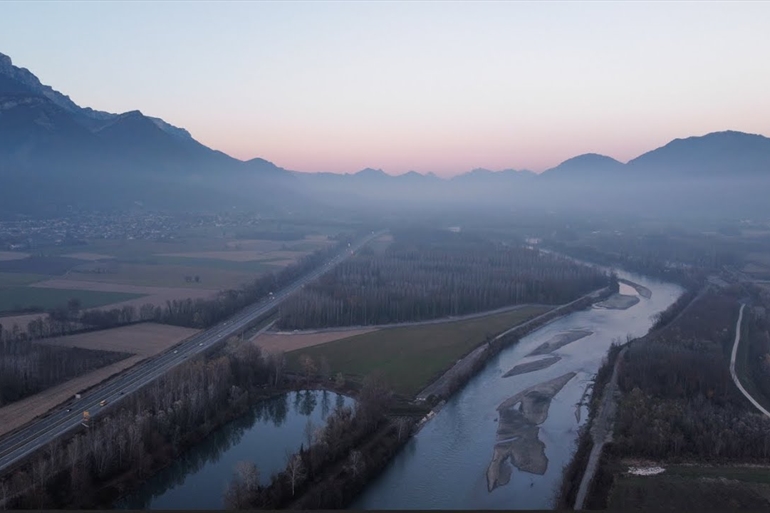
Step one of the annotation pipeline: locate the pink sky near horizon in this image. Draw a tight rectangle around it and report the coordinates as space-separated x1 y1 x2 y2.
1 1 769 177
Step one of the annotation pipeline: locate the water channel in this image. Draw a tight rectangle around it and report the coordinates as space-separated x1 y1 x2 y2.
352 270 682 509
117 390 354 510
117 269 680 510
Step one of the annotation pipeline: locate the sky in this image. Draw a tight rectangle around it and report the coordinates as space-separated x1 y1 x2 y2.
1 1 769 176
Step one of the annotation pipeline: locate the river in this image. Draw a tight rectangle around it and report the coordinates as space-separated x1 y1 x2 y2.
116 390 354 510
353 270 682 510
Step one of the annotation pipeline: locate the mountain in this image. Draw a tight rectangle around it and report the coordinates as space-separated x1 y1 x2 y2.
540 153 625 180
2 51 770 218
452 168 535 183
0 52 193 140
0 51 299 215
627 130 770 178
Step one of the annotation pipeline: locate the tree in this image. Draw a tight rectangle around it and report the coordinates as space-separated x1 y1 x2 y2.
359 371 393 427
285 451 306 496
319 356 332 381
346 449 364 480
224 461 260 509
396 417 412 441
299 354 317 383
67 298 82 316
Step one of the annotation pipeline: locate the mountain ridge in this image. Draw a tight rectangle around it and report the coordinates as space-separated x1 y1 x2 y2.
2 50 770 217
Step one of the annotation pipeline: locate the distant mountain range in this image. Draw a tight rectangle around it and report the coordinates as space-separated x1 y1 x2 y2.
1 51 769 217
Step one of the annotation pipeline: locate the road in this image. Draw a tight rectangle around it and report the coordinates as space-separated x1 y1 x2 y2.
730 303 770 419
574 346 626 510
0 230 385 474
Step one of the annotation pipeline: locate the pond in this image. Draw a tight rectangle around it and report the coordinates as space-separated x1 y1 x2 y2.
117 390 353 510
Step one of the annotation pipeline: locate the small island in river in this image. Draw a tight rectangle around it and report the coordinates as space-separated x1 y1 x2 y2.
486 372 577 492
527 330 593 356
502 356 561 378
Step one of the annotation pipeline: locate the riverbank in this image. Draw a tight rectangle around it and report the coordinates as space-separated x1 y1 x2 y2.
557 281 703 510
416 287 612 403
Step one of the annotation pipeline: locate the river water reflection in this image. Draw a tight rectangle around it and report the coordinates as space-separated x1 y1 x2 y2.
353 270 682 510
117 390 353 510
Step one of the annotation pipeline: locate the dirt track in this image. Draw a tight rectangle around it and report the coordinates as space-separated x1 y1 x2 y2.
253 328 377 354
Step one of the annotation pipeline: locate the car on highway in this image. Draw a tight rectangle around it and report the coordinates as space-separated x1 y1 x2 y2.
99 400 107 407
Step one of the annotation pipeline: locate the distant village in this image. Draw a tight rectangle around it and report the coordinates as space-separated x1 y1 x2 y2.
0 211 272 251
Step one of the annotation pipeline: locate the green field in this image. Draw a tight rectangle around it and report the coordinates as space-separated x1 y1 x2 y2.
607 465 770 510
287 306 551 397
0 287 146 314
0 272 49 287
148 256 282 273
67 263 257 290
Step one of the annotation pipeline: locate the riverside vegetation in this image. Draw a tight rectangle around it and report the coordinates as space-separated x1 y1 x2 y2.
560 285 770 510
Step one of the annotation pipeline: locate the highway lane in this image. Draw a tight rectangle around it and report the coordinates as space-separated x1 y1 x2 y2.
0 230 385 473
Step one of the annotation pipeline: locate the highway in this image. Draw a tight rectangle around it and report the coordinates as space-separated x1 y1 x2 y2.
0 230 385 474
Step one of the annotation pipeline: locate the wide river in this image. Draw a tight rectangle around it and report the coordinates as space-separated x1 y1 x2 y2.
116 390 354 510
116 270 680 510
353 270 682 509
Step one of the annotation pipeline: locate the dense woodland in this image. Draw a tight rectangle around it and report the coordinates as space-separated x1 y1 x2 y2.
1 340 282 509
544 238 708 289
276 229 608 329
0 331 129 407
613 290 770 461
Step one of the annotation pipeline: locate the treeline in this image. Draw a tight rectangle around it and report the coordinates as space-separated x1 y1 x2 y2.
224 373 416 510
544 239 706 290
277 228 608 329
0 332 130 407
613 290 770 462
1 341 283 509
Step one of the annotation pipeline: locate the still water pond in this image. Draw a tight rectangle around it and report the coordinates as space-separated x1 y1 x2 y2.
353 270 682 510
117 390 353 510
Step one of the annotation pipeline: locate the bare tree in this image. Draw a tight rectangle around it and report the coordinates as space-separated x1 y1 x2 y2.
299 354 317 383
32 456 50 490
396 417 412 441
1 478 8 511
346 449 364 479
224 461 260 509
285 451 306 496
66 435 81 470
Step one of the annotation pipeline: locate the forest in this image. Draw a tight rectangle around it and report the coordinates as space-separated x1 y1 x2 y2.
0 332 130 407
0 339 281 509
276 228 608 330
612 289 770 461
